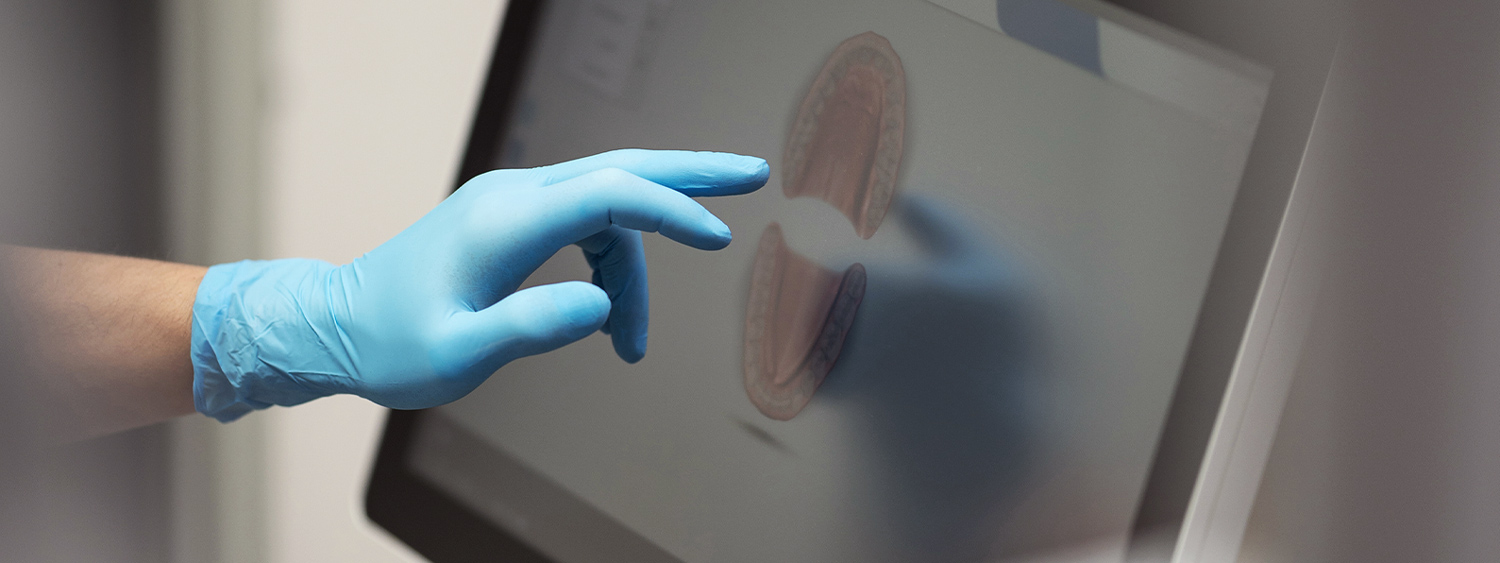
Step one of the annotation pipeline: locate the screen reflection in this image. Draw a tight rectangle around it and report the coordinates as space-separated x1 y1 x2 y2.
816 195 1038 562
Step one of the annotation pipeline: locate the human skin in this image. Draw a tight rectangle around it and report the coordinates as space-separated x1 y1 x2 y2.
1 246 204 440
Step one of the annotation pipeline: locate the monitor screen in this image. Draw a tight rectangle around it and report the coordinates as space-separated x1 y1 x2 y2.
403 0 1271 561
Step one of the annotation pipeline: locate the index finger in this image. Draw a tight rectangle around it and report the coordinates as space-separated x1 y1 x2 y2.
534 167 738 253
527 149 770 197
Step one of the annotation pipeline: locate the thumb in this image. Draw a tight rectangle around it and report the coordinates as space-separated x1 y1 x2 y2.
452 281 611 373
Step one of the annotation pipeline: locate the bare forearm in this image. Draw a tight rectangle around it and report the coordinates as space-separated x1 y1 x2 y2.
3 246 205 439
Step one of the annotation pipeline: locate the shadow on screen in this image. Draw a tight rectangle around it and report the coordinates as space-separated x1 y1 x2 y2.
813 194 1043 562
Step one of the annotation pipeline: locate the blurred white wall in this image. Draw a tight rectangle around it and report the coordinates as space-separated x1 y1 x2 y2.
165 1 505 561
261 1 505 561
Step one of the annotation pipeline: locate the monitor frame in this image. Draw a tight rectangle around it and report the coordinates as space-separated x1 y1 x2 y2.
366 1 1343 561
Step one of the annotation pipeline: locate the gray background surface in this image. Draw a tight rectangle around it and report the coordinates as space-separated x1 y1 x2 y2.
0 1 170 561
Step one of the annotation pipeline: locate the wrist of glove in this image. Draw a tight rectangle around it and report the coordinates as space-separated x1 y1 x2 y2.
192 259 346 422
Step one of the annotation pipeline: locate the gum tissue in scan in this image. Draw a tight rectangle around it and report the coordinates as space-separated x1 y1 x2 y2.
782 31 906 239
743 223 867 421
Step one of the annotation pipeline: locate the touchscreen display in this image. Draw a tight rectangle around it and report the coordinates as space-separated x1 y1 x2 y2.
409 0 1270 561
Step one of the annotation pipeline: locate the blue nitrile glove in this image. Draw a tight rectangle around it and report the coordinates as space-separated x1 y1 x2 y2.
190 149 769 422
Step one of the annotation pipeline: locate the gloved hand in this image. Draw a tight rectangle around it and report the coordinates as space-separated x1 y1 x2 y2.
191 149 769 422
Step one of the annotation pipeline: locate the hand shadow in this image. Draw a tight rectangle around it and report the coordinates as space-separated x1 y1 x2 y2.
815 194 1041 563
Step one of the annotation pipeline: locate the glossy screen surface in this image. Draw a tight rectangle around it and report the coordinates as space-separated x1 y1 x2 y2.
411 1 1270 561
